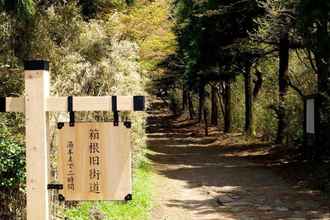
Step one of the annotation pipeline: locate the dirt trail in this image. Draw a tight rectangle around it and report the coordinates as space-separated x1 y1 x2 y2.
147 101 330 220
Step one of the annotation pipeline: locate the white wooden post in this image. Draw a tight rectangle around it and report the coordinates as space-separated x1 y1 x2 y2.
24 61 50 220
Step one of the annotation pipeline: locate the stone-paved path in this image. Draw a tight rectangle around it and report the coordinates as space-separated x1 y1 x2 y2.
147 101 330 220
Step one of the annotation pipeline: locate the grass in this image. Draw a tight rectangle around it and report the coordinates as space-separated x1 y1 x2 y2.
65 160 153 220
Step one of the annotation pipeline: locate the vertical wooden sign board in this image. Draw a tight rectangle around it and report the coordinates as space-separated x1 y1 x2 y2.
304 95 318 149
306 98 315 135
58 123 132 200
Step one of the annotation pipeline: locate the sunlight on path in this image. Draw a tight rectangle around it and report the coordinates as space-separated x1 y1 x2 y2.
147 101 330 220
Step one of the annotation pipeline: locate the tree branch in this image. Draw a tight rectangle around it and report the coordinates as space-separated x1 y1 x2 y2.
288 79 304 98
307 49 318 74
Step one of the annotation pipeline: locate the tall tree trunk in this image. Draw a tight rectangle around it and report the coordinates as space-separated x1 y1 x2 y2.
315 19 330 94
211 85 218 126
188 92 195 120
224 79 232 133
198 83 205 122
244 64 253 135
217 84 225 119
314 20 330 157
204 108 208 136
253 70 263 100
276 31 289 144
316 55 330 157
182 85 188 112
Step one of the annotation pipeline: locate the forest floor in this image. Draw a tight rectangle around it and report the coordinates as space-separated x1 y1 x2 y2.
146 100 330 220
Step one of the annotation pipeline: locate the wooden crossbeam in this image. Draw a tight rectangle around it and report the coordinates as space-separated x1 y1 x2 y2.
7 97 25 112
0 97 25 112
0 96 145 113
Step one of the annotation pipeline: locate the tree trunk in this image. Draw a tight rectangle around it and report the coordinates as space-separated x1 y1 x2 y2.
314 20 330 157
253 70 263 100
224 80 232 133
317 61 330 156
211 85 218 126
315 19 330 94
204 108 208 136
216 84 225 119
198 83 205 122
182 85 188 112
244 65 253 135
188 92 195 120
276 31 289 144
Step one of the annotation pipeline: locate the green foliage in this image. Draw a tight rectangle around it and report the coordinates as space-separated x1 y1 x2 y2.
0 70 23 97
173 0 263 85
131 112 148 168
231 76 245 130
296 0 330 151
297 0 330 49
253 58 279 138
162 0 325 147
23 3 149 219
112 0 176 71
0 0 153 218
0 0 35 19
0 125 25 189
79 0 128 19
0 13 20 67
0 67 25 190
79 0 99 19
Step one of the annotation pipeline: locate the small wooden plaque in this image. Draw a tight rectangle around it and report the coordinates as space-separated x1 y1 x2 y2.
306 98 315 134
58 123 132 201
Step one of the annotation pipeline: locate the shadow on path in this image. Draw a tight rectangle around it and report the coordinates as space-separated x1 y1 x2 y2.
148 101 330 220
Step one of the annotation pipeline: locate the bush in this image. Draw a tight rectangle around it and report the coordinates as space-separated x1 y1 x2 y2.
0 125 25 189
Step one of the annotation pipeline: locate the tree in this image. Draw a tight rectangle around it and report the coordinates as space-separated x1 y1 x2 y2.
244 61 254 135
0 0 35 18
224 79 232 133
276 30 289 144
253 0 300 143
297 0 330 155
173 0 263 134
211 85 218 125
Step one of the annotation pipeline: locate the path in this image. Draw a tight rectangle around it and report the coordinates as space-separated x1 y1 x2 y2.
147 100 330 220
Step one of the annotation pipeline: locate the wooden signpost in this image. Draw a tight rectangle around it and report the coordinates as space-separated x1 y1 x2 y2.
304 95 319 157
305 96 317 135
0 60 145 220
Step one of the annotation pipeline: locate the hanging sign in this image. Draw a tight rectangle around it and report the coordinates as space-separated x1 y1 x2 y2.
306 98 315 134
58 122 132 201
